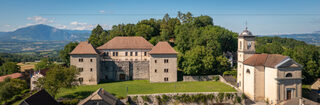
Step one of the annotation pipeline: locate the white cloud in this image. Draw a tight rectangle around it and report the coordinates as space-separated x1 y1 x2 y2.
27 16 54 24
70 21 87 26
99 10 105 14
4 24 11 27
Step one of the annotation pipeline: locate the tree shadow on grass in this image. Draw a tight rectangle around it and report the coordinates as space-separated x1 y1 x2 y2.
61 91 94 99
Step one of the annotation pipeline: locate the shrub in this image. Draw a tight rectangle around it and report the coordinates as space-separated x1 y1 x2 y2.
206 94 215 101
161 94 171 104
61 99 79 105
213 76 219 81
132 96 138 102
225 93 233 99
241 94 247 99
223 70 237 77
156 96 162 104
236 96 241 103
217 93 224 102
141 96 151 103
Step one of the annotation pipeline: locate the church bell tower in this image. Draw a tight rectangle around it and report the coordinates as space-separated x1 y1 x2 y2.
237 27 255 91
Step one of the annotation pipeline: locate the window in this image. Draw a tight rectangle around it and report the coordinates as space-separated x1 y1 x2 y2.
155 69 157 73
135 59 138 61
144 52 147 56
113 52 115 56
135 52 138 56
125 52 128 56
90 68 93 72
164 77 168 81
246 69 250 74
106 52 109 56
164 59 169 63
164 68 169 73
247 42 252 50
78 68 84 72
90 59 93 62
130 52 133 56
155 60 157 63
144 59 147 61
240 41 242 50
285 73 292 77
116 52 118 56
79 58 83 62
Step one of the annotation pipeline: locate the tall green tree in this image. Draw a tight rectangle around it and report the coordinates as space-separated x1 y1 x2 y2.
0 78 28 102
88 24 109 47
0 62 20 76
35 58 54 70
59 42 78 66
36 65 79 97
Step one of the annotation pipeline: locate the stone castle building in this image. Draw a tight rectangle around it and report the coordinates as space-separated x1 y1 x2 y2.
237 28 303 104
70 36 178 85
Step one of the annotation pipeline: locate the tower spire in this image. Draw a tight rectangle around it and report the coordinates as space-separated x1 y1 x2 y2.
245 21 248 30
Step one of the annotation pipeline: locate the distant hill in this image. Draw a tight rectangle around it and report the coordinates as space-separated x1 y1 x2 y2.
0 24 91 41
258 32 320 46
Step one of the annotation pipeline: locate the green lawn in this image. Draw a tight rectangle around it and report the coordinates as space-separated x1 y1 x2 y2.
57 80 236 99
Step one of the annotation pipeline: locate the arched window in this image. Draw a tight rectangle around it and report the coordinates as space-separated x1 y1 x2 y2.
246 69 250 74
285 73 292 77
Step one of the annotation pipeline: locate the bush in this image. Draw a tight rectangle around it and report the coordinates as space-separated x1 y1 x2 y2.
223 70 237 77
217 93 224 102
241 94 247 99
236 96 241 103
141 96 151 103
213 76 219 81
161 94 171 104
132 96 138 102
60 99 79 105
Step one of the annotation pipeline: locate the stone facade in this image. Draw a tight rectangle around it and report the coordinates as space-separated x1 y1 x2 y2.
149 54 177 83
70 37 178 85
70 54 100 85
100 61 149 81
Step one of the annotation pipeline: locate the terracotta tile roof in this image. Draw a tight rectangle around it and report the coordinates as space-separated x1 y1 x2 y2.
149 41 178 55
243 54 288 68
0 73 23 82
97 36 154 50
70 41 98 55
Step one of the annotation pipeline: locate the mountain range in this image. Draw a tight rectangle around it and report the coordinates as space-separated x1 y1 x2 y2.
259 32 320 46
0 24 91 41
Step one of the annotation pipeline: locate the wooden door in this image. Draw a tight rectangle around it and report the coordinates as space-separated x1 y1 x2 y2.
119 74 125 81
287 90 292 100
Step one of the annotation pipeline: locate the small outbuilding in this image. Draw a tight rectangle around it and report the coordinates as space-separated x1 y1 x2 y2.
78 88 120 105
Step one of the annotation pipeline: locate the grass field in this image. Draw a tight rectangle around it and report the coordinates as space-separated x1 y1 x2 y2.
56 80 236 99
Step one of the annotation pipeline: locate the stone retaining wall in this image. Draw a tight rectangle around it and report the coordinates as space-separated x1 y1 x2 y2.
183 75 219 81
123 92 243 105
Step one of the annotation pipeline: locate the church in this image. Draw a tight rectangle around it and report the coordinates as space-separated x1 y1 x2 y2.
237 28 303 104
69 36 178 85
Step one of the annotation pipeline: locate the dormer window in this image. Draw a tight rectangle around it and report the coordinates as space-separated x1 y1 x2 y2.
285 73 292 77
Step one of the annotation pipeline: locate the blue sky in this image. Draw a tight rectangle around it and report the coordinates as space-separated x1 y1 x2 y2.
0 0 319 35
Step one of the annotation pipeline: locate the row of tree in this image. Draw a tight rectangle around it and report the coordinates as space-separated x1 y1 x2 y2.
256 37 320 84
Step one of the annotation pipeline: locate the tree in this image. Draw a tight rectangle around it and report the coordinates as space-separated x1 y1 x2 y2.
36 65 79 97
0 78 27 102
135 24 155 40
59 42 78 66
0 57 4 66
0 62 20 76
88 25 109 47
35 58 54 70
193 15 213 27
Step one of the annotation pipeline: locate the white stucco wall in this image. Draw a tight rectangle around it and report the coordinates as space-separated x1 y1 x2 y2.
264 67 278 104
243 65 255 100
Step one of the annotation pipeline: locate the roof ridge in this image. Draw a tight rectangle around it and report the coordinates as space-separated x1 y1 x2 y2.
263 54 270 66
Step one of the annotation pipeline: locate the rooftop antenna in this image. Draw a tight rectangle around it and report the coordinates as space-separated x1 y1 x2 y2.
245 20 248 30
